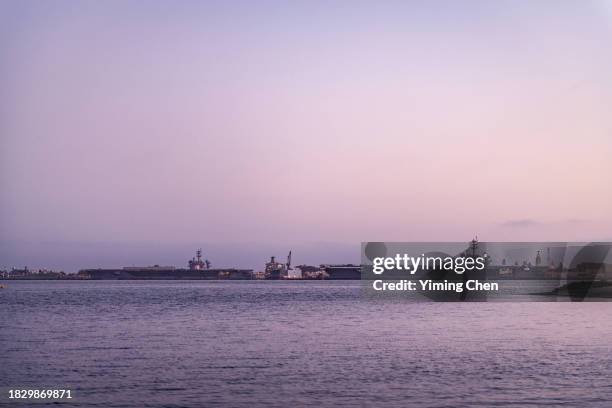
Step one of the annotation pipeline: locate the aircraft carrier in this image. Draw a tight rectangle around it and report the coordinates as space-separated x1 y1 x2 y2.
323 264 361 279
78 249 253 280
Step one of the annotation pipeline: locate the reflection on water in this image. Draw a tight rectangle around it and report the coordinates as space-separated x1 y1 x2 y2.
1 281 612 407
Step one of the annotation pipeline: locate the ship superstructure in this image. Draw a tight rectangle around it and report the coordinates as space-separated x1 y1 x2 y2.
265 251 291 279
188 249 210 270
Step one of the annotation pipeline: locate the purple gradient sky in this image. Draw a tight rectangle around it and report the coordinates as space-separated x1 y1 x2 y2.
1 1 612 270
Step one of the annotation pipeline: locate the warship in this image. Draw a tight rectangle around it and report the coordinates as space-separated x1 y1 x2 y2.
323 264 361 279
78 249 253 280
264 252 291 279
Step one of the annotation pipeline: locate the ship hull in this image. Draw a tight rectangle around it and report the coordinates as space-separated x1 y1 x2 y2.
80 268 253 280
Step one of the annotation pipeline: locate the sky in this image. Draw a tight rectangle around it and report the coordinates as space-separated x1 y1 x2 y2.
1 1 612 271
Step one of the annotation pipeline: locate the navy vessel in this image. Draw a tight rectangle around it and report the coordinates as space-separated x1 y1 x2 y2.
323 264 361 280
264 252 291 279
78 249 253 280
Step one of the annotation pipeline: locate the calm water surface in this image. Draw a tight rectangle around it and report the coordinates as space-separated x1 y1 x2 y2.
1 281 611 407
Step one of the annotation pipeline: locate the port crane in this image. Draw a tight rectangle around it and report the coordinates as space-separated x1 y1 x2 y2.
286 251 292 277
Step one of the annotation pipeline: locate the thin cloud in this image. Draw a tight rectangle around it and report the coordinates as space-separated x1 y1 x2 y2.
564 218 589 224
501 219 593 228
501 219 541 228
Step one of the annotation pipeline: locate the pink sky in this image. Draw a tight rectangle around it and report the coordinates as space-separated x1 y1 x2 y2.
1 1 611 270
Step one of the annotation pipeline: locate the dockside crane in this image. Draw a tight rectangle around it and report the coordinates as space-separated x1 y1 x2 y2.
286 251 292 277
